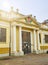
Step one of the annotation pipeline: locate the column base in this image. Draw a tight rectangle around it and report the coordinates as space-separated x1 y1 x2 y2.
33 50 36 53
33 50 39 54
37 50 41 54
34 50 41 54
11 51 17 56
36 50 40 54
15 51 24 56
11 51 24 56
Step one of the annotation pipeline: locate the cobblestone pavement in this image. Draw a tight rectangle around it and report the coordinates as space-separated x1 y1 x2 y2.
0 54 48 65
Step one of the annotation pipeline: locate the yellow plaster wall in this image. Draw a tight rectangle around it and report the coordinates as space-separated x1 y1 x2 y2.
0 48 9 54
0 21 10 54
16 26 19 52
40 46 48 50
40 30 48 50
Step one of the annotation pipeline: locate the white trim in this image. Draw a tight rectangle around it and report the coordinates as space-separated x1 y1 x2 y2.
12 22 39 30
0 53 9 57
22 30 32 32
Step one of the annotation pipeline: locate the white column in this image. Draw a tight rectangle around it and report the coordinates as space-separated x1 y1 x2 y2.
30 32 33 53
13 25 16 55
19 27 24 55
33 30 37 52
37 31 40 51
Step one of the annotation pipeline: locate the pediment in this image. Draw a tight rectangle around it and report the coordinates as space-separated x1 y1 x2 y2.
31 20 39 26
16 16 39 27
9 11 39 27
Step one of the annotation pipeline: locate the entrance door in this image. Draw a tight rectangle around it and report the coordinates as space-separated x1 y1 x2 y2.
22 31 31 54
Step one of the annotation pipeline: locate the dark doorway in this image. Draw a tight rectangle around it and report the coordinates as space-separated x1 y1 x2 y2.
22 31 31 54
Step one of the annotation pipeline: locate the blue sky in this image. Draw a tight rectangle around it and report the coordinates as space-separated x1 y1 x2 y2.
0 0 48 23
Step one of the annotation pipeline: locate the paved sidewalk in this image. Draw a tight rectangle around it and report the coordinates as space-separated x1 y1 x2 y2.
0 54 48 65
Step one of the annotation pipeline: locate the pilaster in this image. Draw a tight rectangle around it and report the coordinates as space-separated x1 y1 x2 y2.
19 27 24 55
12 25 17 55
33 30 37 53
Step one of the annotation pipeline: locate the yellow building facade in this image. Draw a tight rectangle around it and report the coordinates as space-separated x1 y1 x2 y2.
0 8 48 57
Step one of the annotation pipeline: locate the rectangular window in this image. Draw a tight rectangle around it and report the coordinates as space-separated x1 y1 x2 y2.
45 35 48 43
0 28 6 42
39 34 41 43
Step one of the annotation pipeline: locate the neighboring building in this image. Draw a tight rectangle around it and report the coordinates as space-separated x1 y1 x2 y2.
0 7 48 57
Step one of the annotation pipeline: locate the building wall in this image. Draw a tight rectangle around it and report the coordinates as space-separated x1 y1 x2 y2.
0 21 10 56
0 9 48 56
39 30 48 53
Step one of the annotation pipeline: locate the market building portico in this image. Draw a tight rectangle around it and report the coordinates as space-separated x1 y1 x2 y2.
0 7 48 57
10 21 40 56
